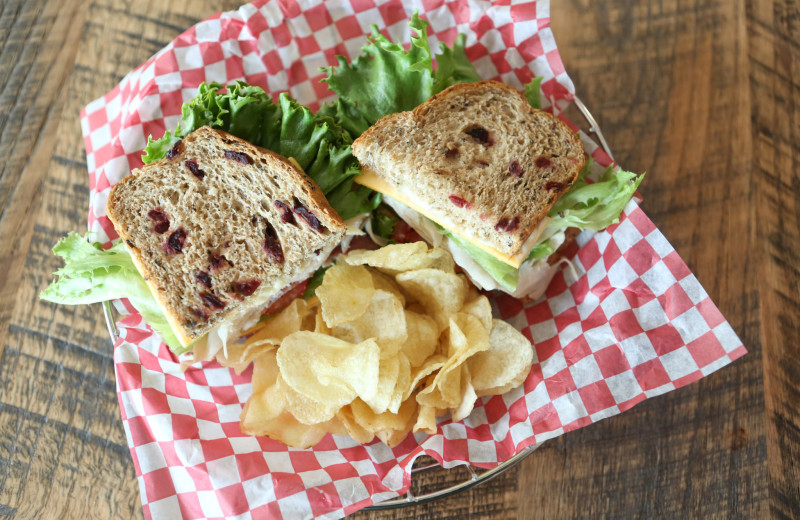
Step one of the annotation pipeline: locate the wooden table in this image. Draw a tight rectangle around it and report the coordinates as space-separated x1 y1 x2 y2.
1 0 797 518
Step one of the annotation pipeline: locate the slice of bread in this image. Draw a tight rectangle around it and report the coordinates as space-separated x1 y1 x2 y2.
107 126 346 346
352 80 585 264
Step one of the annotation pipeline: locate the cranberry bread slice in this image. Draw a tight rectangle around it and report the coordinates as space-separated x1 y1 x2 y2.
352 80 585 267
107 126 346 346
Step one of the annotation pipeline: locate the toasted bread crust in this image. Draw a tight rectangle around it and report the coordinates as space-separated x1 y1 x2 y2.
352 80 585 262
107 126 346 345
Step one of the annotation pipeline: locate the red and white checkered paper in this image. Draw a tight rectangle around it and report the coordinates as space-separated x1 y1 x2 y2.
80 1 746 518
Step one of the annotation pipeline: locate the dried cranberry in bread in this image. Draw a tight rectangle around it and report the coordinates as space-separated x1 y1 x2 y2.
351 80 585 266
107 126 346 346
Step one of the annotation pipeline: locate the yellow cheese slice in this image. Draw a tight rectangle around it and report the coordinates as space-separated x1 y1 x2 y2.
356 169 546 268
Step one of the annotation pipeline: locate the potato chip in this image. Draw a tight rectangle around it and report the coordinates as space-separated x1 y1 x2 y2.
416 365 461 409
444 312 491 364
240 351 340 448
301 305 318 332
247 357 338 426
240 387 285 433
345 242 454 274
245 298 316 346
336 406 375 444
331 290 407 358
469 319 534 396
416 313 489 409
369 270 406 305
402 311 439 367
375 398 418 448
415 247 456 273
252 349 280 393
314 305 331 334
345 241 427 266
216 339 276 375
283 378 339 425
387 353 412 414
450 365 478 422
360 355 399 414
460 294 493 331
395 269 468 330
325 416 350 439
351 396 417 445
316 262 374 326
376 428 411 448
413 404 438 435
277 332 380 408
465 283 481 304
406 302 426 315
242 401 338 449
405 354 447 401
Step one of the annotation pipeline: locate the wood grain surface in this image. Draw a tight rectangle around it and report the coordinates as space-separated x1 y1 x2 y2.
0 0 797 518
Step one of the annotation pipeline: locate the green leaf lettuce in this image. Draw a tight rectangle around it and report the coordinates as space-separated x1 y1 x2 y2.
370 207 399 243
40 233 188 353
438 227 519 292
320 12 480 136
534 159 645 252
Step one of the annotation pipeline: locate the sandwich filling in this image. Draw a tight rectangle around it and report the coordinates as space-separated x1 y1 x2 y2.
372 156 644 298
188 240 337 363
382 196 563 298
355 168 550 268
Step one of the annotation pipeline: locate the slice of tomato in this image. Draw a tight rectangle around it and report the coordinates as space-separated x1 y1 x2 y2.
262 279 308 316
344 235 381 252
391 221 424 244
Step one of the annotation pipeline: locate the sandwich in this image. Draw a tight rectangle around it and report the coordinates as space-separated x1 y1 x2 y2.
41 84 375 357
106 126 346 351
351 80 586 298
321 16 644 300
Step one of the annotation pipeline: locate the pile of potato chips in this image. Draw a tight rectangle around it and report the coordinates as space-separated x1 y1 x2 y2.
228 242 533 449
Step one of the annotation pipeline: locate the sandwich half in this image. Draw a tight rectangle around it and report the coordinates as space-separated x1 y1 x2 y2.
352 80 585 298
107 126 347 349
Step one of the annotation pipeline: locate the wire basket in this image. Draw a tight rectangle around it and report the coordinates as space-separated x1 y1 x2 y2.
101 95 614 510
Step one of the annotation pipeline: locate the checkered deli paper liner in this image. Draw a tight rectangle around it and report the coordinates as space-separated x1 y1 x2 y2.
79 1 747 518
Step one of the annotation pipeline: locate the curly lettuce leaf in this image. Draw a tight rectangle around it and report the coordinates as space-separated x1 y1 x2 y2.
371 206 399 243
321 13 480 135
276 94 346 171
432 33 482 92
317 98 371 139
40 233 186 353
143 82 281 161
322 13 434 127
324 176 381 220
142 131 181 164
142 81 377 220
524 77 544 110
548 159 644 230
523 160 644 261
